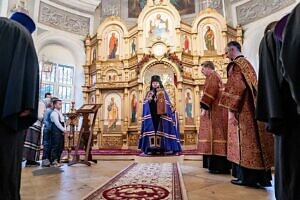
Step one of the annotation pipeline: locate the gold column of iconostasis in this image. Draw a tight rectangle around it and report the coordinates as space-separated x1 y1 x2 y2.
78 1 243 150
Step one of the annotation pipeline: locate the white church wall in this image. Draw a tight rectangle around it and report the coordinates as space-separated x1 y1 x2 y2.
0 0 36 17
229 0 300 74
36 31 86 108
32 0 95 109
39 44 75 67
0 0 92 109
243 2 299 74
0 0 9 17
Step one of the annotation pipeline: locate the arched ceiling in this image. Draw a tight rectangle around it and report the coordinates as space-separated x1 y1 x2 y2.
56 0 296 27
49 0 101 14
2 0 297 37
3 0 297 28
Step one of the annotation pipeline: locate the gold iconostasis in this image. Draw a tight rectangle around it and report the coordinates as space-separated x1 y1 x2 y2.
82 0 243 150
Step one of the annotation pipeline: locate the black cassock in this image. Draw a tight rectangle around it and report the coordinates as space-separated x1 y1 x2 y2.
256 4 300 200
0 18 39 200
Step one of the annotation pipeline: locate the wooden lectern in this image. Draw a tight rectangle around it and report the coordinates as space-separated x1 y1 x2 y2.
68 104 101 166
62 101 79 163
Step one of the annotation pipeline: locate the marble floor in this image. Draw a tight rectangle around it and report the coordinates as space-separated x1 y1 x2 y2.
21 159 275 200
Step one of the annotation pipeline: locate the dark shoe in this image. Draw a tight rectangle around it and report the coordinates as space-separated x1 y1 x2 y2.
25 160 40 167
209 169 231 174
259 181 272 187
90 159 97 164
230 179 259 188
221 170 231 174
209 170 221 174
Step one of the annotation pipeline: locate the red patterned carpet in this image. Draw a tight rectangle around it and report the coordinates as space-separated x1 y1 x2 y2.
73 149 201 156
84 163 187 200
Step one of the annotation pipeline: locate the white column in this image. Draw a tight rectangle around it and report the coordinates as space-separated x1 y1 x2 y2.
0 0 9 17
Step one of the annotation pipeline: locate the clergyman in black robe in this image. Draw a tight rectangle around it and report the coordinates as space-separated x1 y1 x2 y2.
0 12 39 200
256 3 300 199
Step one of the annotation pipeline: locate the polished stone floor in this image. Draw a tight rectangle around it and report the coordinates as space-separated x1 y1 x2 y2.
21 159 275 200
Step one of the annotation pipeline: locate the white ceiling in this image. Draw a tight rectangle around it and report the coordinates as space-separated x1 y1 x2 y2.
49 0 101 13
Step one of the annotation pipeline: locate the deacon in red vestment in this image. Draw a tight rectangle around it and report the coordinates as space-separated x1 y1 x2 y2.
219 41 274 188
198 61 230 174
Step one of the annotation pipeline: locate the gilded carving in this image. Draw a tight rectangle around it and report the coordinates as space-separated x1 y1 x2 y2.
128 134 139 146
82 3 242 149
102 136 123 147
185 132 197 145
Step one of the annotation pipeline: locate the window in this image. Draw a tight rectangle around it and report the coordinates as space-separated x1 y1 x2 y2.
40 63 74 113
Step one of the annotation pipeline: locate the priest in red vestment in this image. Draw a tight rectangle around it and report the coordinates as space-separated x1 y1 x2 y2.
219 41 274 188
198 61 230 174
